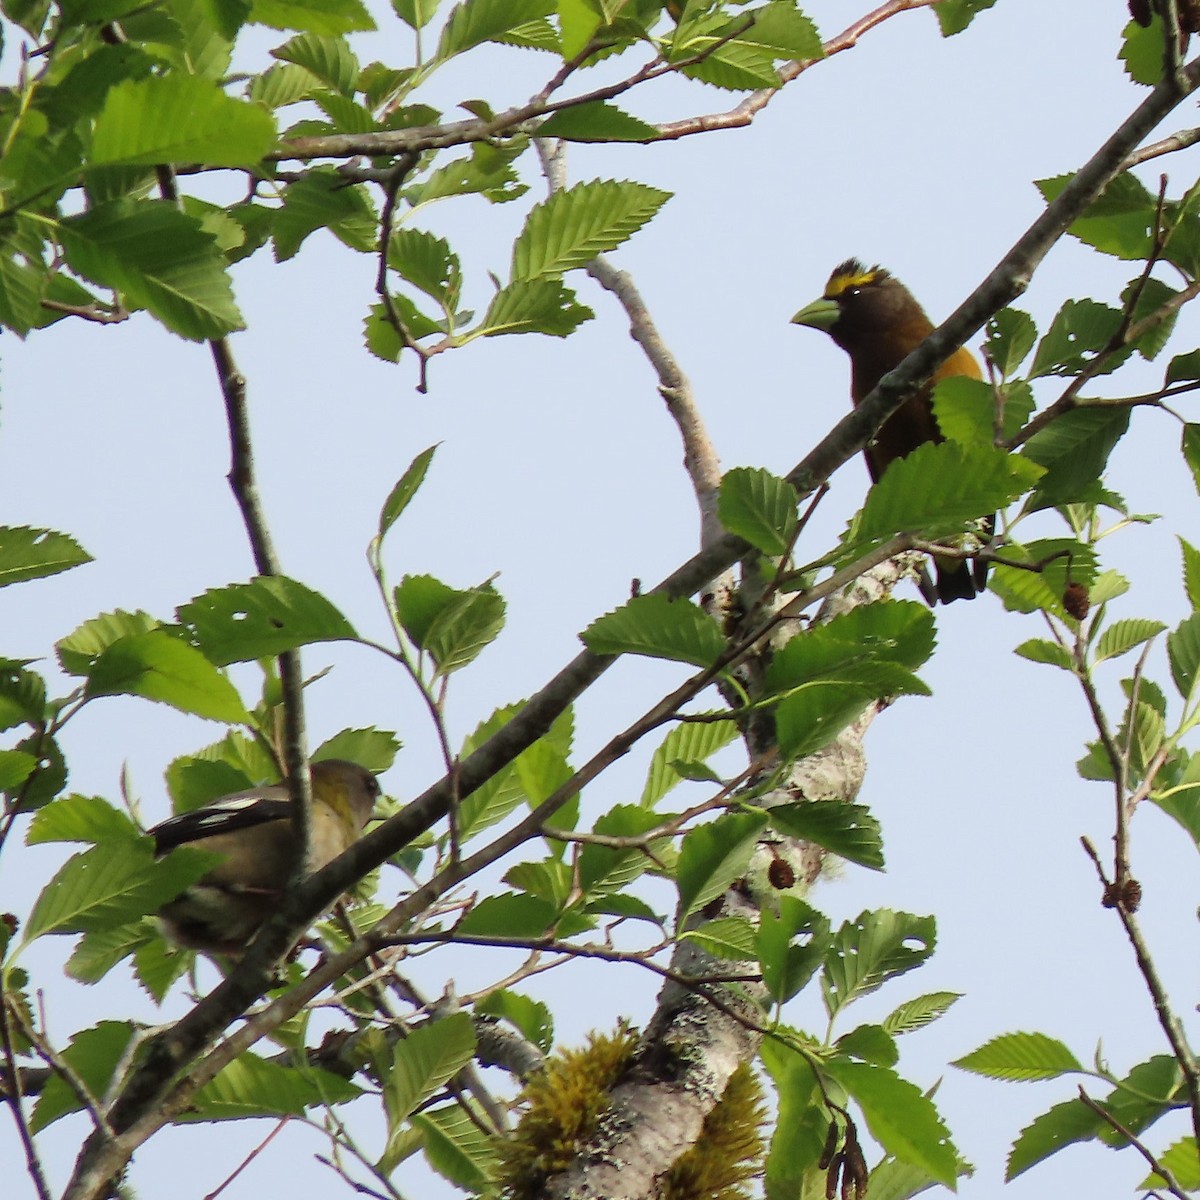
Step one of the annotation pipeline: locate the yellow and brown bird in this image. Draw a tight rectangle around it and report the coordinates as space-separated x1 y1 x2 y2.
791 258 988 604
150 758 380 955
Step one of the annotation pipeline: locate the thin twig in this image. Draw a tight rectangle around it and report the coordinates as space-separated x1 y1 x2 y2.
1076 1086 1190 1200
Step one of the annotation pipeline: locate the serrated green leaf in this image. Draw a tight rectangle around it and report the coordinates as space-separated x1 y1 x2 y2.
986 307 1036 376
393 0 440 29
717 466 799 555
757 897 830 1004
1183 424 1200 497
641 719 738 806
412 1101 498 1191
859 442 1041 541
681 915 758 961
23 840 213 940
475 989 553 1053
437 0 554 59
272 32 359 94
0 526 92 587
480 277 592 336
1013 638 1073 670
84 631 250 722
582 593 726 668
90 75 275 167
30 1022 137 1131
178 576 357 665
1168 611 1200 699
822 910 935 1019
766 801 884 870
933 0 998 35
1140 1136 1200 1191
57 610 160 675
1037 172 1156 261
1167 349 1200 385
538 100 658 142
378 444 438 538
250 0 375 35
1006 1095 1103 1180
0 749 38 792
26 794 140 845
675 810 766 921
191 1053 360 1119
511 178 670 279
826 1060 957 1185
385 1012 475 1123
274 168 377 261
248 62 320 107
881 992 961 1036
389 229 462 305
1181 537 1200 609
837 1023 899 1067
577 804 665 896
60 200 243 340
1029 297 1124 378
1021 408 1131 510
1093 618 1165 664
953 1031 1082 1081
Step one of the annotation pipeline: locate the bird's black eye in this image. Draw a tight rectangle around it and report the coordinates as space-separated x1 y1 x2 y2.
844 287 861 298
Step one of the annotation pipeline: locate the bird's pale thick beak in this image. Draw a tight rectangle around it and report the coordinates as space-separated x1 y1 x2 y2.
790 298 839 331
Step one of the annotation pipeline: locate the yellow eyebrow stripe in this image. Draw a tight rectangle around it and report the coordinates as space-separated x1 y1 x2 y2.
825 268 878 298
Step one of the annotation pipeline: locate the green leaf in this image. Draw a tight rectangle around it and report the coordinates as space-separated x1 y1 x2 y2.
511 179 670 279
582 593 726 668
675 810 767 921
395 575 506 674
313 727 401 773
90 75 275 167
26 794 140 845
388 229 462 305
0 749 38 792
57 609 160 675
1013 638 1072 670
1007 1054 1183 1178
85 631 249 722
577 805 666 897
60 200 243 340
475 989 553 1052
480 278 593 336
378 444 439 538
1140 1137 1200 1191
932 376 1033 446
1037 172 1156 260
836 1023 898 1067
1029 297 1123 377
1120 13 1164 85
191 1053 360 1119
822 910 935 1019
858 443 1041 541
1182 424 1200 496
640 719 738 807
412 1101 498 1191
986 307 1037 376
990 538 1098 617
250 0 375 35
756 897 830 1004
23 840 213 940
0 526 91 587
393 0 440 29
30 1022 137 1131
1167 349 1200 385
736 2 823 58
405 142 527 206
766 801 884 870
385 1012 476 1123
272 32 359 94
881 992 961 1036
179 575 358 665
538 101 659 142
1168 611 1200 699
933 0 998 36
826 1060 957 1185
1021 408 1130 511
1181 537 1200 609
717 466 799 555
437 0 555 59
248 62 320 107
953 1031 1082 1081
1093 618 1165 664
681 915 758 961
273 168 377 261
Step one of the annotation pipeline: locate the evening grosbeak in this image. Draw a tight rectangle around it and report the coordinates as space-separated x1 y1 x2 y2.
150 758 380 955
791 258 989 604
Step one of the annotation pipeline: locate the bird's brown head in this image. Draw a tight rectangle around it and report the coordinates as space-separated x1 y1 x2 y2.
791 259 930 357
